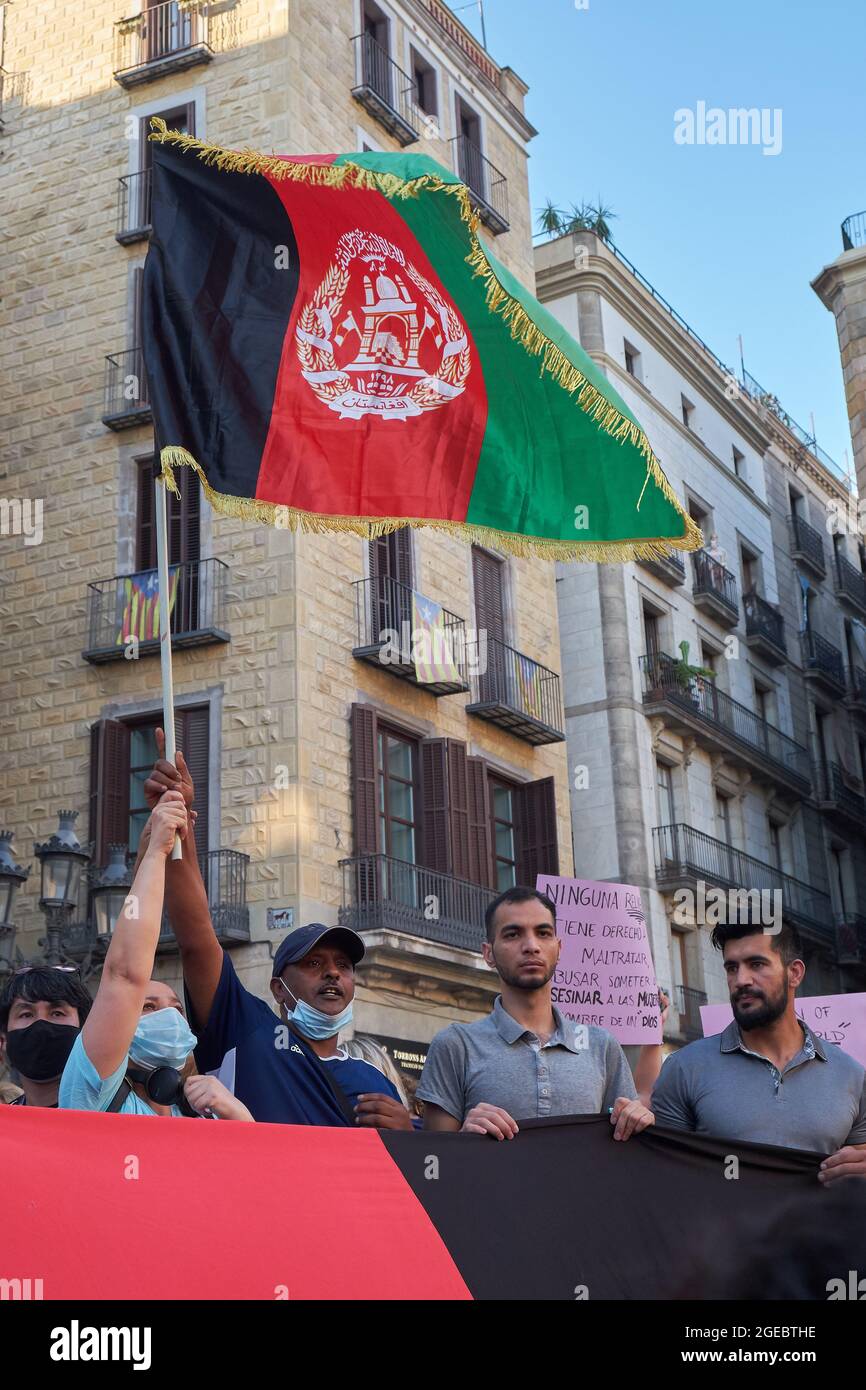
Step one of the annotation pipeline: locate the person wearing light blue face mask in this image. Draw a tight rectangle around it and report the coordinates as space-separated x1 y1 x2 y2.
59 792 252 1122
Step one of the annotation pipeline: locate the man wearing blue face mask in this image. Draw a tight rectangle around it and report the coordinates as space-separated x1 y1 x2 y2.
59 793 252 1122
191 923 412 1128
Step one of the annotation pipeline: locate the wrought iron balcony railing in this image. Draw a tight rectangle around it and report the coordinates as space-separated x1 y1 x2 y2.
350 33 419 144
451 134 509 234
83 558 230 663
637 549 686 587
640 653 811 789
351 575 469 696
814 760 866 823
842 211 866 252
691 548 738 622
117 168 153 242
847 664 866 709
801 630 846 693
834 553 866 615
114 1 213 86
676 983 708 1041
788 513 825 575
467 635 565 745
743 589 786 662
653 823 833 943
103 347 150 428
339 853 495 954
63 850 250 960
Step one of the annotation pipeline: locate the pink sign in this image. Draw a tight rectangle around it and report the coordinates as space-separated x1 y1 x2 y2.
536 874 662 1045
700 994 866 1068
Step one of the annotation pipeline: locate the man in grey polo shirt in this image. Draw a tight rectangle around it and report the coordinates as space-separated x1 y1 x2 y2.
652 920 866 1181
419 886 655 1141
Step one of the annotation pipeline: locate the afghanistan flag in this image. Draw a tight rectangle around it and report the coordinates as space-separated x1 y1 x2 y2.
143 119 701 562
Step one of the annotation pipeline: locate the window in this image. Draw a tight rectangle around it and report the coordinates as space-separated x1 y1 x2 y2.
715 792 732 846
754 681 774 727
368 530 412 641
687 499 709 545
624 340 642 382
789 487 805 520
830 847 848 917
136 456 201 632
410 47 437 117
732 446 746 480
144 0 195 64
455 97 484 196
377 729 417 864
656 761 675 827
681 394 695 429
740 543 760 595
90 707 210 868
472 545 507 701
768 820 782 871
490 778 517 890
643 606 660 658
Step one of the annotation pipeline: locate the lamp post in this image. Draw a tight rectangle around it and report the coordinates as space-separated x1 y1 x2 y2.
0 831 30 974
34 811 91 966
91 844 133 941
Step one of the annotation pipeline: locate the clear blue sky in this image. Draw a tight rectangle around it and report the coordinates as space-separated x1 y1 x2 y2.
457 0 865 477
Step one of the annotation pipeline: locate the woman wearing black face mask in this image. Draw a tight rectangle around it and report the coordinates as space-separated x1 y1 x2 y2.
0 966 93 1107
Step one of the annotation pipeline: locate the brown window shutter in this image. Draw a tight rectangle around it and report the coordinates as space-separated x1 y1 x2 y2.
472 545 505 641
351 704 379 855
447 740 471 881
515 776 559 884
177 706 209 863
467 756 493 888
89 720 131 867
136 458 156 570
420 738 450 874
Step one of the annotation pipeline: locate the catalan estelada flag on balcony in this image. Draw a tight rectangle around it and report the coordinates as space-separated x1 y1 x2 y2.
116 566 179 646
410 592 460 684
142 119 701 562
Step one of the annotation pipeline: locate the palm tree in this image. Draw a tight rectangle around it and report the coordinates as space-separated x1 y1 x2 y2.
537 200 565 237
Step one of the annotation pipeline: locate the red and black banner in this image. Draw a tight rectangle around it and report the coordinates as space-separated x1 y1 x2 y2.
1 1107 824 1301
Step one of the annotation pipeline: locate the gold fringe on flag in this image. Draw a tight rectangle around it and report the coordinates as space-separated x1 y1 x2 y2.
149 119 703 562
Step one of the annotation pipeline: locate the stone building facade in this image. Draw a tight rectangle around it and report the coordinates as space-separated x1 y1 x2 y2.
536 229 866 1050
0 0 573 1071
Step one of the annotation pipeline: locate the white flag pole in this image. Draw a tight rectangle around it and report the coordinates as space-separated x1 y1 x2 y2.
155 475 182 861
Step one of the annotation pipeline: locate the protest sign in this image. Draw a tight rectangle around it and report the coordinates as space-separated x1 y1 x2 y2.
537 874 662 1044
700 993 866 1067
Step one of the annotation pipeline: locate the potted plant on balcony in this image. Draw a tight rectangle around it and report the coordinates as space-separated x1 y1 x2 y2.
672 640 715 705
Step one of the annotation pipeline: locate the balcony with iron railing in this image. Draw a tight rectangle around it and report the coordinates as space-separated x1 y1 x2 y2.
114 1 213 88
836 913 866 966
640 653 811 795
652 823 834 946
451 134 509 234
691 549 738 627
800 630 846 697
466 635 565 745
103 347 150 429
350 33 419 144
814 759 866 827
788 513 825 577
351 576 469 696
83 559 230 663
846 664 866 715
675 983 708 1042
842 211 866 252
63 849 250 960
743 590 786 665
339 853 495 954
116 168 153 243
637 548 686 588
834 553 866 617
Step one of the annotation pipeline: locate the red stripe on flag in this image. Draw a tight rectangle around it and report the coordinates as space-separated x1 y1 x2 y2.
256 177 487 522
0 1107 471 1300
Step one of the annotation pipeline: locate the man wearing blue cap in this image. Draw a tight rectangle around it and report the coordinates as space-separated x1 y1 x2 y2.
138 733 412 1129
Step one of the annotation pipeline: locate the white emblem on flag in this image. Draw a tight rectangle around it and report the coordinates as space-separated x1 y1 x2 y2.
295 228 471 421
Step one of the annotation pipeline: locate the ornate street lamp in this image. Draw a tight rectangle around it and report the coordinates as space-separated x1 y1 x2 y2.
34 811 91 966
0 831 30 974
91 844 133 940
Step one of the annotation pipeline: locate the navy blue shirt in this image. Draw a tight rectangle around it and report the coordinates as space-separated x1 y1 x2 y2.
189 953 400 1125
